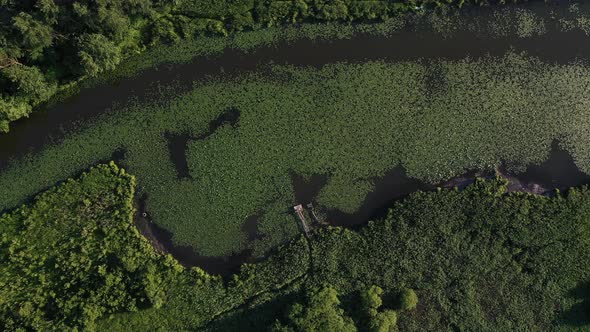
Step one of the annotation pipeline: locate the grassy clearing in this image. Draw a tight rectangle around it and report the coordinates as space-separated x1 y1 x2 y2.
2 53 590 257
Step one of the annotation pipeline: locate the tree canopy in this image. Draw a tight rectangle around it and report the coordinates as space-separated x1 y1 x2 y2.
272 285 357 332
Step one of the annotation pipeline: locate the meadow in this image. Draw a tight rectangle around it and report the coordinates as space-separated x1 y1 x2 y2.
2 53 590 258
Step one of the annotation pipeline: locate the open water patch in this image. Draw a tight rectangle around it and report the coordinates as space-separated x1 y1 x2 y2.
500 140 590 194
165 132 193 179
291 172 328 204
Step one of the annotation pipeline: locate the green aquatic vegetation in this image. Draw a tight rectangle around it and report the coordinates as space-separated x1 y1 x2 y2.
515 8 547 37
3 54 590 258
559 3 590 35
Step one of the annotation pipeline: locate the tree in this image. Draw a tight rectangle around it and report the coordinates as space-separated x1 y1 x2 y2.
149 17 181 45
363 285 398 332
1 65 54 102
368 310 397 332
399 288 418 310
273 286 357 332
35 0 59 25
363 285 384 315
0 97 30 132
316 0 349 21
77 33 121 76
12 12 53 60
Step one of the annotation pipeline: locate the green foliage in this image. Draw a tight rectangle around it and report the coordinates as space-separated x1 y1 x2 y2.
363 285 385 312
150 16 182 45
399 288 418 310
4 52 590 257
307 179 590 330
0 97 30 128
368 310 397 332
273 286 357 332
362 285 399 332
207 179 590 331
12 12 53 61
2 65 55 102
3 167 590 330
78 34 122 77
0 163 177 330
0 163 310 331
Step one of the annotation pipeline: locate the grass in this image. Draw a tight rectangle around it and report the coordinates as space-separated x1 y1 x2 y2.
2 53 590 258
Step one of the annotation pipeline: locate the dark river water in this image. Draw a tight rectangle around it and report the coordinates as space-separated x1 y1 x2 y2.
2 3 590 275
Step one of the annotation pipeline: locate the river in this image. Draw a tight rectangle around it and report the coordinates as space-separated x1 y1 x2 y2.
1 2 590 275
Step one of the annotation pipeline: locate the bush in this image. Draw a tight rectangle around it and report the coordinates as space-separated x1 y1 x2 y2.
399 289 418 310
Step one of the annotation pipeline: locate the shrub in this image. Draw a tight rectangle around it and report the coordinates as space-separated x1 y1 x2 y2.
399 289 418 310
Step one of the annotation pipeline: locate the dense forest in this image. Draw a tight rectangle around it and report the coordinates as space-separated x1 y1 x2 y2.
0 0 526 132
2 163 590 331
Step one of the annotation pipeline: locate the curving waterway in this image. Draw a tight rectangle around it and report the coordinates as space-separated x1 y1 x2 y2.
2 3 590 275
